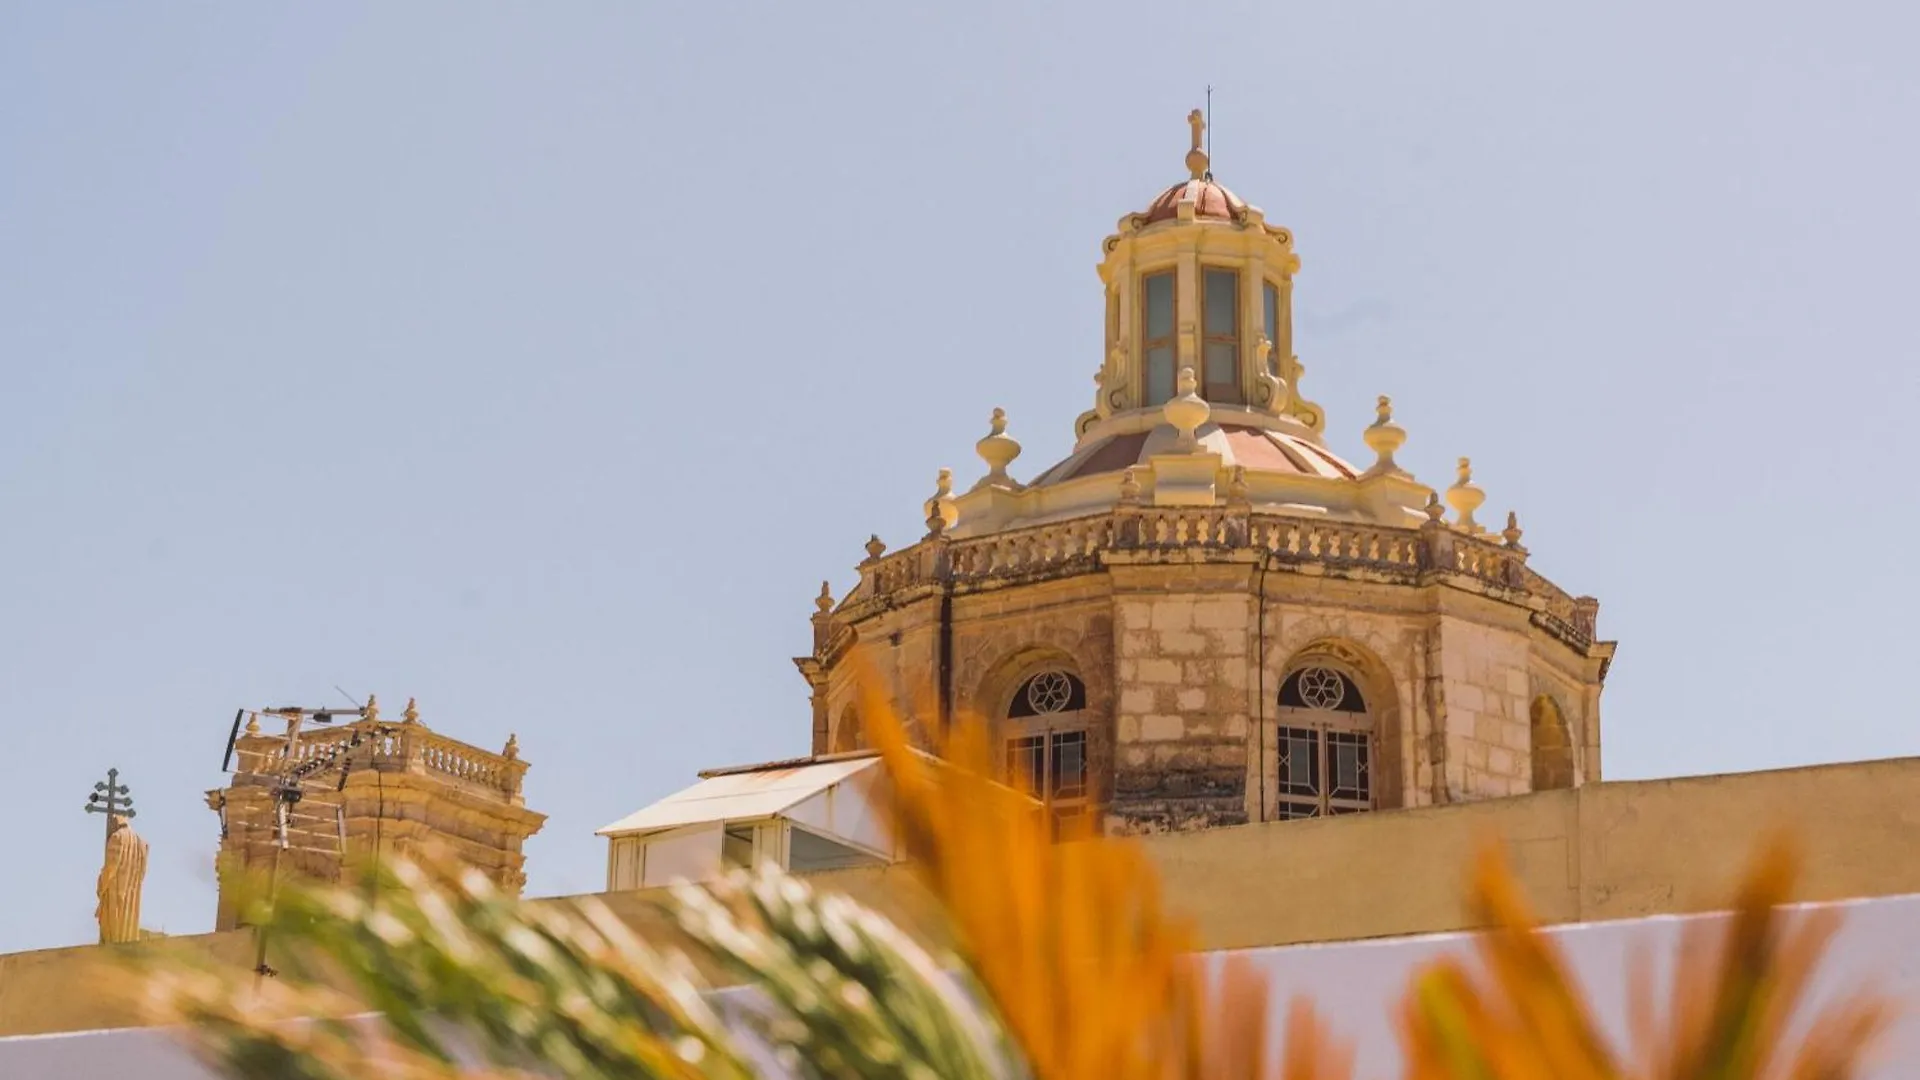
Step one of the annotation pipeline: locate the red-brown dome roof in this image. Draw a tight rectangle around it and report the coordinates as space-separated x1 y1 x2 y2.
1140 177 1248 225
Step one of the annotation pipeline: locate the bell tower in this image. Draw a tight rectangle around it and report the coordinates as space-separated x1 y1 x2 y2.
798 111 1615 834
205 697 545 929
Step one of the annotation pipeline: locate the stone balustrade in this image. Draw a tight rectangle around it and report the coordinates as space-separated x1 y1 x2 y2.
854 508 1598 650
245 723 527 802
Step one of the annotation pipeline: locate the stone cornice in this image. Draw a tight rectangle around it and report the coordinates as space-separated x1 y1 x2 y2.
828 507 1608 665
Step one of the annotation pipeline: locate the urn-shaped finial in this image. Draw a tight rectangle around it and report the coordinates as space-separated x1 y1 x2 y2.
864 535 887 562
923 467 957 536
1363 395 1408 475
1163 367 1211 451
815 580 834 615
1502 511 1526 551
1445 457 1486 533
502 733 519 761
402 697 420 725
975 408 1022 489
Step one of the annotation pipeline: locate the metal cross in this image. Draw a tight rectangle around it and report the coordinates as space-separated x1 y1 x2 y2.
84 767 136 847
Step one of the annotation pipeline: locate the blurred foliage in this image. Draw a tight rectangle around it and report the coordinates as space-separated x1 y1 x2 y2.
142 688 1889 1078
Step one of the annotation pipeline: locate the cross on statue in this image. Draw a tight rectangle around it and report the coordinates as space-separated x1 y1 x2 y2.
84 767 135 845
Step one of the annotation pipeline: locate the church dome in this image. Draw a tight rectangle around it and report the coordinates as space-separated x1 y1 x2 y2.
1138 177 1249 226
1031 422 1357 488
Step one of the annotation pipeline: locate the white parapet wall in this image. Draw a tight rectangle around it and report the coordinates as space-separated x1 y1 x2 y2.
8 890 1919 1079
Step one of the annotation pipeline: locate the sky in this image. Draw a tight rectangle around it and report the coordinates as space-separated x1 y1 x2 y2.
2 2 1917 955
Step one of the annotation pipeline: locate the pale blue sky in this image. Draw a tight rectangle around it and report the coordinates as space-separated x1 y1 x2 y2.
4 3 1918 954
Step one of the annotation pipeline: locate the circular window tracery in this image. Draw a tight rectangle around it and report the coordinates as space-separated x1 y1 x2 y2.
1279 665 1367 713
1295 667 1346 711
1025 671 1073 714
1008 669 1087 718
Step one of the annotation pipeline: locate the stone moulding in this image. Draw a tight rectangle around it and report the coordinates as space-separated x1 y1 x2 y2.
840 507 1603 656
236 721 531 805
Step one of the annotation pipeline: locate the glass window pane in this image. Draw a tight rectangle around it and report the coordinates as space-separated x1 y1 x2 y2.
1204 269 1238 336
1204 343 1241 403
1006 735 1045 797
1145 346 1176 406
1143 273 1174 339
1278 726 1320 797
1050 731 1087 799
1327 730 1371 804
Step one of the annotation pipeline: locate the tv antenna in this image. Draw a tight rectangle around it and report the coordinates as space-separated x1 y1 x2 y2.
214 699 397 980
1205 85 1214 175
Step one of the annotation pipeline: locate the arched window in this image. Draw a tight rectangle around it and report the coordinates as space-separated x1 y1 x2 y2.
831 706 862 754
1530 696 1574 791
1275 665 1374 820
1004 669 1089 835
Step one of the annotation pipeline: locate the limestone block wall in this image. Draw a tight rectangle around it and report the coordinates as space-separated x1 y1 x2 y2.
1109 564 1256 831
1432 604 1536 799
820 556 1609 830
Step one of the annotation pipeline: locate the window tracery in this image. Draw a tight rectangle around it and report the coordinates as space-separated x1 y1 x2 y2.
1004 668 1090 836
1275 663 1374 819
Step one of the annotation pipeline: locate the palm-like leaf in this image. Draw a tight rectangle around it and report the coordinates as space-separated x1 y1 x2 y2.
1400 839 1891 1080
141 678 1889 1080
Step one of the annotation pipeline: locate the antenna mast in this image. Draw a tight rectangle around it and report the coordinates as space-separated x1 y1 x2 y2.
218 701 390 982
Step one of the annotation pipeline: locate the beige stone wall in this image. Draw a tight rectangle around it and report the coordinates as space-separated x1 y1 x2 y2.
209 728 544 931
13 757 1920 1039
1110 563 1257 830
821 552 1608 829
1432 598 1537 799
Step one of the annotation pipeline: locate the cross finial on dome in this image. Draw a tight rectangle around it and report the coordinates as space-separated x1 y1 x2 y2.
1186 109 1209 179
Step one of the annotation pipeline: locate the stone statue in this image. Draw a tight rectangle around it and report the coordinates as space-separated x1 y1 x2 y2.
95 814 148 944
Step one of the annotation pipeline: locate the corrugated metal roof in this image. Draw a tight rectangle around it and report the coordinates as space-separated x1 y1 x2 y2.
595 756 883 837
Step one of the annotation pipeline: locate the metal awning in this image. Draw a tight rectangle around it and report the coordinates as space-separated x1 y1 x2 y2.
595 754 883 838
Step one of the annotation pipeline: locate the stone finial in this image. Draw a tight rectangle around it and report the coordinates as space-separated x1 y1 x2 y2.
1502 511 1527 552
1186 108 1209 179
1363 395 1408 475
974 408 1022 490
402 697 420 724
1164 367 1210 451
1445 457 1486 533
243 711 261 736
1227 464 1251 505
363 694 380 724
923 467 957 536
1118 466 1141 504
1424 490 1446 523
502 733 519 761
864 534 887 561
815 580 834 615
